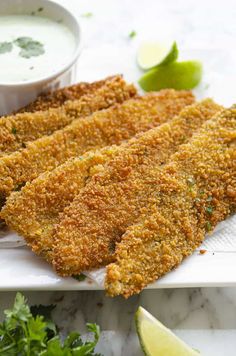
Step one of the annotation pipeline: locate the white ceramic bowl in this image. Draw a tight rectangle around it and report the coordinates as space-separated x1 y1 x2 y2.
0 0 82 115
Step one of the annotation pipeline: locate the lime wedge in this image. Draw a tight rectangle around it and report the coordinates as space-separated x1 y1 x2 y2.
137 41 178 70
135 307 200 356
139 60 202 92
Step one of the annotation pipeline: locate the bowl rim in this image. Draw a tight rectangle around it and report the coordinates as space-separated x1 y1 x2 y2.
0 0 82 88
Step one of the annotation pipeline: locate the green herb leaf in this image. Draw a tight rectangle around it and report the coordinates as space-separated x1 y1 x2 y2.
20 42 45 58
72 323 101 355
0 293 102 355
4 292 31 323
27 315 47 341
205 221 212 232
73 274 86 281
87 323 100 343
205 206 213 215
63 331 82 348
0 42 13 54
11 127 17 135
129 31 137 38
15 37 45 58
14 37 34 48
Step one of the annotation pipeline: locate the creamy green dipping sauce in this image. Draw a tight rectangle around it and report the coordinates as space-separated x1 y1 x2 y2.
0 15 76 83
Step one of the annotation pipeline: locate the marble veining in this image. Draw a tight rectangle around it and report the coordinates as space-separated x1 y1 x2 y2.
0 289 236 355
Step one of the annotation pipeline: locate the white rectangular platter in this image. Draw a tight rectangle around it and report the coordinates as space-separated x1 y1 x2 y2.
0 216 235 290
0 27 236 290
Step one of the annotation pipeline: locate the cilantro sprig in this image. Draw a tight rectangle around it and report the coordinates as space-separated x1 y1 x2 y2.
14 37 45 58
0 293 102 355
0 42 13 54
0 37 45 59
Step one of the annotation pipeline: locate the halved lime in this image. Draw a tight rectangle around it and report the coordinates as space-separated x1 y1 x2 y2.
135 307 200 356
137 41 178 70
139 60 202 91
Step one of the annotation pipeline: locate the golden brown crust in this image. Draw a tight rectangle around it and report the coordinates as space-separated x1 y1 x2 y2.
0 90 194 198
1 146 121 259
17 76 117 113
1 90 194 263
51 99 220 276
105 108 236 297
0 76 136 156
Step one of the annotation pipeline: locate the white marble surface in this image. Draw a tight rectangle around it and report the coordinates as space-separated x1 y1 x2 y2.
0 288 236 355
1 0 236 354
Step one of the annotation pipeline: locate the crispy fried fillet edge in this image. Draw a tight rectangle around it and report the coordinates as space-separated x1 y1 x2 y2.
1 146 121 258
0 76 136 155
1 90 194 259
51 99 221 276
105 107 236 297
0 90 194 198
17 76 118 113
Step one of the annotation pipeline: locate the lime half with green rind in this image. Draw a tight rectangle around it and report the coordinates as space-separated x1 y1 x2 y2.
139 60 203 91
137 41 178 70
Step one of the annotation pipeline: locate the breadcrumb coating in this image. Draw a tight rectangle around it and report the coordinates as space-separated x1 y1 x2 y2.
105 107 236 297
0 76 136 156
1 146 121 259
51 99 220 276
1 90 193 259
0 90 194 198
17 77 115 113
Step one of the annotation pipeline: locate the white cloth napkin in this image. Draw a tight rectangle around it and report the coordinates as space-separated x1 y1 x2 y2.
0 228 25 248
0 215 235 285
84 214 236 286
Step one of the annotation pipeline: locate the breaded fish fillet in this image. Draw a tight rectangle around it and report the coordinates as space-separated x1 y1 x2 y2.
1 146 121 258
105 107 236 297
1 90 194 255
51 99 221 276
0 90 194 198
18 77 115 113
0 76 136 155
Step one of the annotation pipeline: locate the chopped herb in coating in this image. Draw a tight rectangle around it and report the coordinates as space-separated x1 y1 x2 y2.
205 206 213 215
205 221 212 232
